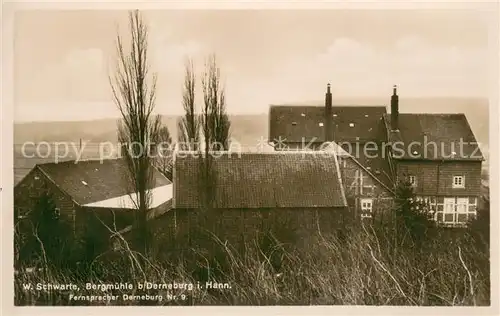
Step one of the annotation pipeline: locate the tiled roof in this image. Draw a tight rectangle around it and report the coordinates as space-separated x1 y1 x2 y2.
269 105 388 143
384 114 483 161
268 104 393 189
173 152 347 209
36 158 171 205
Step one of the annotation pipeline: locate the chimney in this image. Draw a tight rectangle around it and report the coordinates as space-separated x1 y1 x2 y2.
325 83 333 142
390 85 399 131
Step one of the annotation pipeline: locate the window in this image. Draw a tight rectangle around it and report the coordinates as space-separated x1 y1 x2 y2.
360 198 373 218
54 208 60 220
319 122 324 127
338 157 347 168
453 176 465 188
435 197 476 225
408 175 417 187
349 123 355 127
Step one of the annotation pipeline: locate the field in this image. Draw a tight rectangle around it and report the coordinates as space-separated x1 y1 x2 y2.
14 215 491 306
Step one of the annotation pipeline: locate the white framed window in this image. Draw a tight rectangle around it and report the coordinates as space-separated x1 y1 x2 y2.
360 198 373 218
408 175 417 187
435 197 477 225
452 176 465 188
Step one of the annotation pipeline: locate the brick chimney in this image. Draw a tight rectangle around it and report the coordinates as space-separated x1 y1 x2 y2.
325 83 333 142
390 85 399 131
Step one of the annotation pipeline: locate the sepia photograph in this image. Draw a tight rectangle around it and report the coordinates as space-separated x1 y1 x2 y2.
4 3 497 311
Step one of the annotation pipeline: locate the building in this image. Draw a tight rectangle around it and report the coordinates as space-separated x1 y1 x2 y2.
14 158 173 259
269 84 394 219
142 151 349 251
384 86 483 226
268 84 483 226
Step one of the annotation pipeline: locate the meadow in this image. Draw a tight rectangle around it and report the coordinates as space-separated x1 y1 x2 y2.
14 210 490 306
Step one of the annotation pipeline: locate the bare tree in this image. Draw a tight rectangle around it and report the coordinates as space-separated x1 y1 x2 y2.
197 55 232 208
178 58 200 151
201 54 231 151
109 10 161 255
154 125 173 180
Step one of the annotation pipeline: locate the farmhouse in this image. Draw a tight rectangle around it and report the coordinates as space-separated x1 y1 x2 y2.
384 86 483 226
14 158 173 257
269 84 394 218
268 84 483 226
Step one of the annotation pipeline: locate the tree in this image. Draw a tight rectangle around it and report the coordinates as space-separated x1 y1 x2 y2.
178 58 200 151
195 55 232 208
109 10 161 256
201 54 231 151
154 125 173 180
392 180 435 251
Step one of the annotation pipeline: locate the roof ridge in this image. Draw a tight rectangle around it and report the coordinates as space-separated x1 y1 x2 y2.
33 157 122 167
396 113 466 116
174 150 346 156
270 104 387 108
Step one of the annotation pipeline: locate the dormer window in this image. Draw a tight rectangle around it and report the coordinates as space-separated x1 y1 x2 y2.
453 176 465 188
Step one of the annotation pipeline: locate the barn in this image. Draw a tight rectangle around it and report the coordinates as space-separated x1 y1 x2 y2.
14 158 172 261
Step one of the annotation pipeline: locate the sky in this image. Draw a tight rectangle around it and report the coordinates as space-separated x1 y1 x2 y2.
14 9 492 121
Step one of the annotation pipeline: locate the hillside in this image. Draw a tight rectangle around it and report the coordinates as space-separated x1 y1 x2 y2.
14 98 489 149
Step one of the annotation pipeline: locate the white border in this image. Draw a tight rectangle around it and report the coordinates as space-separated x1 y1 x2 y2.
2 1 499 316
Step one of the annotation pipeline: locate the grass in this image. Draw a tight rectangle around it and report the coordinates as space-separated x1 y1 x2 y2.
14 215 490 306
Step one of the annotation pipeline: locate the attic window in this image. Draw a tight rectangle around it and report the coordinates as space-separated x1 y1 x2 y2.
349 123 355 127
319 122 324 127
81 180 88 186
34 176 40 180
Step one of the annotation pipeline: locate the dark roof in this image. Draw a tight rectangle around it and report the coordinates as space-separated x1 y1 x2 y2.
36 159 171 205
384 114 483 161
269 105 388 143
173 152 347 209
340 144 395 190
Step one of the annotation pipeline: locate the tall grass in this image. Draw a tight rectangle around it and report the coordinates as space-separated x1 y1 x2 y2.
14 213 490 306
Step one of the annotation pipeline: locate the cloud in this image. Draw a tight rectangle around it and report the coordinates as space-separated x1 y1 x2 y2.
21 47 107 103
64 48 104 73
268 36 488 100
149 27 205 75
